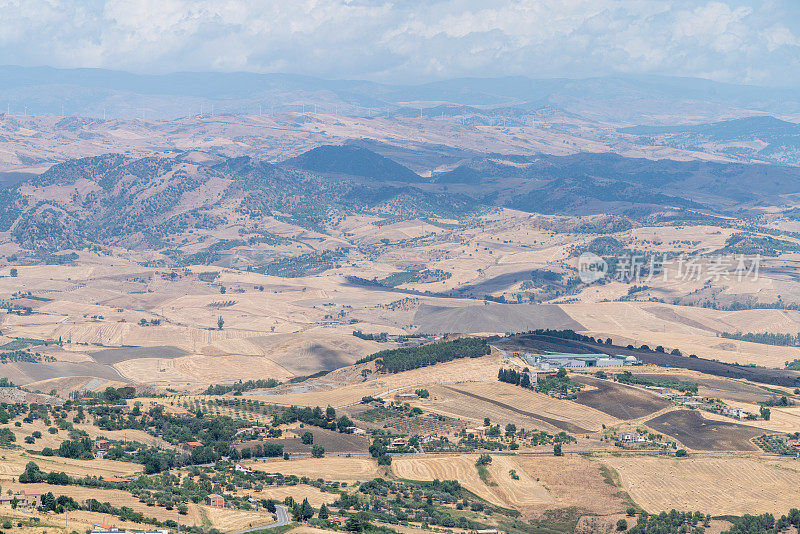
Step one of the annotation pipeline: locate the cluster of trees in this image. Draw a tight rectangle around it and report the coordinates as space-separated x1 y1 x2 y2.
498 368 532 388
525 329 612 344
38 492 80 513
0 427 15 444
367 436 393 465
357 337 490 373
239 443 284 460
625 509 710 533
273 405 353 433
39 437 94 460
721 331 800 346
353 331 389 342
616 371 699 394
341 476 489 531
535 368 582 397
203 379 280 395
258 250 344 278
375 268 451 288
102 386 136 401
724 510 800 533
0 350 45 363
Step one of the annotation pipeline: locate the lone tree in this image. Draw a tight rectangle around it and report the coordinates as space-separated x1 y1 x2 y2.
301 432 314 445
217 316 224 330
311 444 325 458
475 454 492 466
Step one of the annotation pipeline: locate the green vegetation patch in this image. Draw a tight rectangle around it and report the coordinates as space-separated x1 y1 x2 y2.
357 337 490 373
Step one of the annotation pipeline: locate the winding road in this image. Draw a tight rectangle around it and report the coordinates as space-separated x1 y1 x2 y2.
230 505 289 534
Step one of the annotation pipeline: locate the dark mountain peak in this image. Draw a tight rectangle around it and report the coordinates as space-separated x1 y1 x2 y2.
284 145 423 182
33 153 128 187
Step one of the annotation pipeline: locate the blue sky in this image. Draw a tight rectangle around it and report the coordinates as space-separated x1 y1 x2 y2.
1 0 798 86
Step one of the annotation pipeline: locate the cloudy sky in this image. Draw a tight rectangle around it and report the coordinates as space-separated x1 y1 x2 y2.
1 0 799 86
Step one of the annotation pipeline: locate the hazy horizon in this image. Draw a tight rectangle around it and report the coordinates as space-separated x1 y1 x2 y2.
2 1 799 86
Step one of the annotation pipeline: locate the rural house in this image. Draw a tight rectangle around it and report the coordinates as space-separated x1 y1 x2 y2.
616 433 647 443
205 494 225 507
235 463 253 474
0 490 42 508
390 437 409 448
95 439 111 458
721 406 746 419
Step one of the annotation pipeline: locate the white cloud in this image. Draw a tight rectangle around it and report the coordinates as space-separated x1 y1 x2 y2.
0 0 797 86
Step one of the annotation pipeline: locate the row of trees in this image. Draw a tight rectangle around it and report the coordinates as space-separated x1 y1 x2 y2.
721 331 800 346
357 337 490 373
498 368 532 388
203 379 280 395
615 370 699 394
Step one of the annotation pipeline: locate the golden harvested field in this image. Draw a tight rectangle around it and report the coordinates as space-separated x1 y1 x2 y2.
697 403 800 433
561 302 800 368
0 507 166 534
3 482 185 523
72 423 175 449
196 505 277 532
603 455 800 515
164 395 276 423
249 354 503 408
0 483 276 530
247 484 338 507
0 451 142 479
392 454 624 516
441 381 619 432
1 419 65 449
243 456 380 482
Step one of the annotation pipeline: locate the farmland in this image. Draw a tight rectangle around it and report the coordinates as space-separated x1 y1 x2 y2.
603 456 800 515
3 68 800 534
573 375 672 420
243 457 380 482
437 381 618 432
392 454 626 516
645 409 764 451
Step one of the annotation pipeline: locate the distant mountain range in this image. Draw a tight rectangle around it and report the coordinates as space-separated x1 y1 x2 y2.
4 144 800 252
1 65 799 123
620 116 800 165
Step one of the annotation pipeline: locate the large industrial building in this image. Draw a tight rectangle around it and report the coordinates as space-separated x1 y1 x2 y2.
519 352 640 369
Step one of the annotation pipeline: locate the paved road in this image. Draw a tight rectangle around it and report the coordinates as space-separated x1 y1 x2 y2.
230 505 289 534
